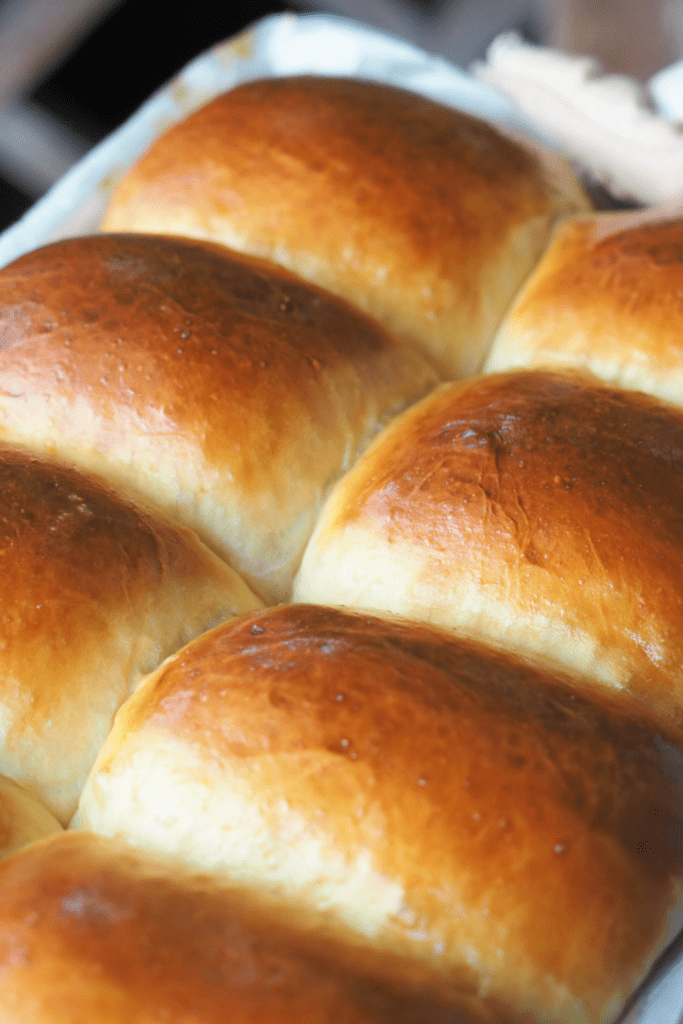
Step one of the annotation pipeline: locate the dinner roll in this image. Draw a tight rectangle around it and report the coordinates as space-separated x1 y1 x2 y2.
0 444 260 822
0 233 436 603
0 830 463 1024
294 370 683 722
100 75 590 379
485 210 683 406
75 604 683 1024
0 774 61 861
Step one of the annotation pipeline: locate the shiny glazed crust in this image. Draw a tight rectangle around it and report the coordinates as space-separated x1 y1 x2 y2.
0 233 437 603
0 445 261 822
485 214 683 405
75 604 683 1024
101 75 590 379
0 830 466 1024
294 370 683 722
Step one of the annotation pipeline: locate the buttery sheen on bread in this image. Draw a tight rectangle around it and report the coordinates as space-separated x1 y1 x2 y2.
485 211 683 405
0 233 436 603
0 444 260 822
100 75 590 378
2 67 682 1024
75 604 683 1024
0 830 464 1024
294 370 683 723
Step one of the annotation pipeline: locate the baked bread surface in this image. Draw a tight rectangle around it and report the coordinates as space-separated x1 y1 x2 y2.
101 75 590 379
75 604 683 1024
294 370 683 721
0 830 466 1024
2 73 681 1024
485 213 683 406
0 444 260 822
0 233 436 603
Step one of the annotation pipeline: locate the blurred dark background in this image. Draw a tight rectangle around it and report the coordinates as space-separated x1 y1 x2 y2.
0 0 299 229
0 0 676 232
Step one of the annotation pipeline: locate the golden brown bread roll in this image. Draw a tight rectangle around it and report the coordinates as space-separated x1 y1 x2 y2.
0 233 436 603
0 443 260 822
0 774 61 861
74 604 683 1024
100 75 590 379
0 830 465 1024
484 211 683 406
294 370 683 723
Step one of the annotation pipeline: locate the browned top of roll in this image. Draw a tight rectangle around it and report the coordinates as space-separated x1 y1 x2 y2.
101 75 589 378
485 213 683 405
294 370 683 720
0 830 464 1024
76 604 683 1024
0 233 436 602
0 444 259 822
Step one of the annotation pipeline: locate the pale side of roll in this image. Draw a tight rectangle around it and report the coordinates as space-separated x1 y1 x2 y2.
0 774 62 861
74 604 683 1024
101 75 590 380
0 233 437 604
0 444 261 822
485 209 683 408
294 370 683 724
